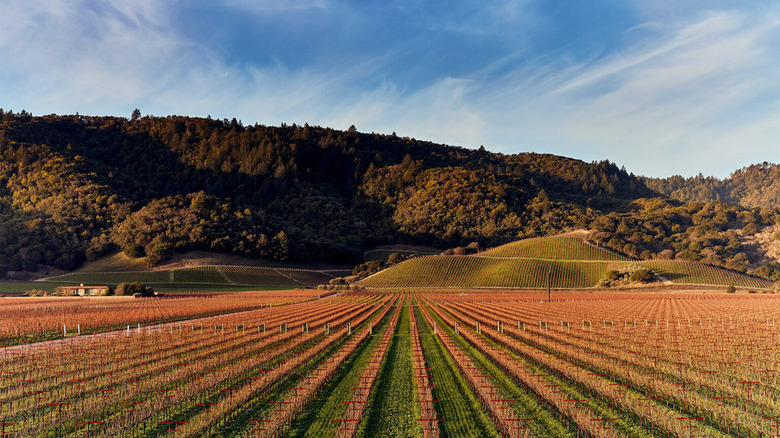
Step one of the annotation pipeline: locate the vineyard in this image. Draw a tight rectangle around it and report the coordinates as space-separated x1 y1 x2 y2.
0 290 326 347
359 235 773 290
481 236 628 261
638 261 773 290
2 290 779 437
359 257 613 289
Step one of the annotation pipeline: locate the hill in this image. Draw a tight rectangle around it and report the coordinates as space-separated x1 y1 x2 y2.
358 234 773 290
0 110 778 283
0 111 653 274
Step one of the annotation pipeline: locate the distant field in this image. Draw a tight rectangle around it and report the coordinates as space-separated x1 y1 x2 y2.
9 265 349 294
0 281 292 294
78 250 351 272
360 235 773 290
48 270 171 285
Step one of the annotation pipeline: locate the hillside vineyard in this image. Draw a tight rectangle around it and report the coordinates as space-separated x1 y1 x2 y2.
360 235 774 290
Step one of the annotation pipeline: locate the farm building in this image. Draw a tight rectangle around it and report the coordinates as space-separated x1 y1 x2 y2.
57 284 111 296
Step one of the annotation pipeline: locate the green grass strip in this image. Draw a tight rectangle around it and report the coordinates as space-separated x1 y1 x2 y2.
355 303 422 438
210 304 388 437
423 302 574 438
413 304 502 438
285 302 400 438
439 305 666 438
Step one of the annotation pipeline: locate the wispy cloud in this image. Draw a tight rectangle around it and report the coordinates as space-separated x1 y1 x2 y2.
1 1 778 177
464 9 780 176
0 0 197 114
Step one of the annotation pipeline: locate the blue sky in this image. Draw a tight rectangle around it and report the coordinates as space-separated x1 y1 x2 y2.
1 0 778 177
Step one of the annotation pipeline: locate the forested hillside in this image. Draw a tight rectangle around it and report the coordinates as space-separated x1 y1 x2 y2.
0 109 778 281
643 162 780 209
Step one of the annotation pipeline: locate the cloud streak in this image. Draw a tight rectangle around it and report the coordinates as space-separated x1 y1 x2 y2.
461 9 780 176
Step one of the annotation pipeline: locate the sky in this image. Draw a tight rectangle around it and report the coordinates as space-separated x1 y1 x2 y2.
1 0 778 178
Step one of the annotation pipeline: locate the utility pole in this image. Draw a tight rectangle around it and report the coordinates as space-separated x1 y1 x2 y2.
547 256 556 302
547 263 551 302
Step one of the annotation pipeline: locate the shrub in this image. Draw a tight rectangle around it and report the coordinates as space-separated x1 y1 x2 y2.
629 268 654 283
124 243 145 258
115 282 155 297
742 223 761 234
599 266 656 288
387 253 405 265
725 285 736 293
329 277 347 286
352 260 386 279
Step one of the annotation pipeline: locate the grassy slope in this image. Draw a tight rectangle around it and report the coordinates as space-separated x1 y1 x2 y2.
481 236 628 261
360 257 612 289
75 252 151 272
639 260 772 289
79 250 350 271
363 245 441 262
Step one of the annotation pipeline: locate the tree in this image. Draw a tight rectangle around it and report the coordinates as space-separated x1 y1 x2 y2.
131 108 141 122
273 231 289 261
124 243 145 258
352 260 385 279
